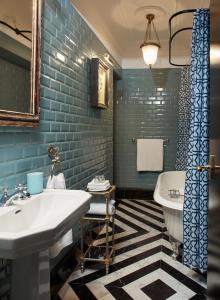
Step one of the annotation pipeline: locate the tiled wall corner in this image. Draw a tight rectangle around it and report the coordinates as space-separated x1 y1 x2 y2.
114 68 181 190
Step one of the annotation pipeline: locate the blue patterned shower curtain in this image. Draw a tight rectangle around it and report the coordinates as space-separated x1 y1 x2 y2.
176 67 191 171
183 9 210 273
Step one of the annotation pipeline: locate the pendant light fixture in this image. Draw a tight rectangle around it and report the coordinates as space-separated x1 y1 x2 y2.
140 14 161 68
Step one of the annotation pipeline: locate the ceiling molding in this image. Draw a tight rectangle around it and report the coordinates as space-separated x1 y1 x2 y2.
71 1 122 66
122 56 188 69
71 0 210 67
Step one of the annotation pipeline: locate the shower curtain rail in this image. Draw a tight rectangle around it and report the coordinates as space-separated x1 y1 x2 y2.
169 9 196 67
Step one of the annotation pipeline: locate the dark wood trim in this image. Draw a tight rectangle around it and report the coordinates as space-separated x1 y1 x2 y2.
90 58 109 109
0 0 42 127
115 188 154 200
0 119 39 127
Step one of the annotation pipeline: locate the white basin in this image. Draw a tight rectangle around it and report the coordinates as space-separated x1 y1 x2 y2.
0 189 91 259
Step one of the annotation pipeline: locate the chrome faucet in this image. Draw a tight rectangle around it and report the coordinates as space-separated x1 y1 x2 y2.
0 184 30 207
0 188 10 205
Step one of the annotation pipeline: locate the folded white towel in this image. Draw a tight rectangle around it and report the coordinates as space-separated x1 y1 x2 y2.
87 199 115 215
88 183 110 188
87 179 111 191
47 172 72 259
87 184 111 192
137 139 164 171
87 179 110 187
46 173 66 189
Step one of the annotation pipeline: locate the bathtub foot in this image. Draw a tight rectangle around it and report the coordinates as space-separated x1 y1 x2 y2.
169 235 180 260
170 249 178 260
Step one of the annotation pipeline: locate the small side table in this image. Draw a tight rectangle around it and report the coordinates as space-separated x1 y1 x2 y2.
80 185 116 274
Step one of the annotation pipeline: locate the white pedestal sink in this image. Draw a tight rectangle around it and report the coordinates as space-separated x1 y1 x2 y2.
0 189 91 300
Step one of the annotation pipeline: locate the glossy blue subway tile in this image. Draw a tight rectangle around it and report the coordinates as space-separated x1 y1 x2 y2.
114 68 181 190
0 0 114 232
50 100 61 111
16 160 31 173
5 147 23 161
51 122 61 132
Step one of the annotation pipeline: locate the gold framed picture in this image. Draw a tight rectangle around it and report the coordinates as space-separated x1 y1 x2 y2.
90 58 109 108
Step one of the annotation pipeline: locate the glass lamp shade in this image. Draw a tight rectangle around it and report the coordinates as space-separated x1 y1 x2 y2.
141 44 159 66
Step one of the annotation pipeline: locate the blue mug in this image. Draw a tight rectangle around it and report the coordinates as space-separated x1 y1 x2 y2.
27 172 43 195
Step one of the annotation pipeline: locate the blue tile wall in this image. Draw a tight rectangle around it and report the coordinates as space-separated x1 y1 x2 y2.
0 0 118 297
114 68 181 190
0 0 116 195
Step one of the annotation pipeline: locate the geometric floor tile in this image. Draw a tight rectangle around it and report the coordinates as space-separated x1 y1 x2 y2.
141 279 176 300
58 199 207 300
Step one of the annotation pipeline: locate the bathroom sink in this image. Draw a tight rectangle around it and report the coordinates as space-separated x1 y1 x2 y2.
0 189 91 259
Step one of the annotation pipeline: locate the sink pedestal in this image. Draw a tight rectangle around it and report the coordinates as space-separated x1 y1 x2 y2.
11 250 50 300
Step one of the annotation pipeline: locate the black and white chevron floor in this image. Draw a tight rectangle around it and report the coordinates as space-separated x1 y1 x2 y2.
58 199 207 300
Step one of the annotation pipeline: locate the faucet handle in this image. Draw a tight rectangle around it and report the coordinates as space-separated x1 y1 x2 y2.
15 183 25 191
2 187 8 194
14 184 30 198
23 185 30 197
0 187 9 206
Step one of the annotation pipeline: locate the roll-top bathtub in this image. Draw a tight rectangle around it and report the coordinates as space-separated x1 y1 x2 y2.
154 171 186 242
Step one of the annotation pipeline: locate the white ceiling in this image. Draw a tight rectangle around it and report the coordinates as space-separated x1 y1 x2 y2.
71 0 210 68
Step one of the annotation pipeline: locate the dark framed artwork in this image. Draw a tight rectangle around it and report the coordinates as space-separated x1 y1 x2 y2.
90 58 109 109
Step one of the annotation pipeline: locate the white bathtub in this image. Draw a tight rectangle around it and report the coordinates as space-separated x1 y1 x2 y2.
153 171 186 242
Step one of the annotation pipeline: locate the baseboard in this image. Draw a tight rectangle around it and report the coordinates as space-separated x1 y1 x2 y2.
115 187 154 200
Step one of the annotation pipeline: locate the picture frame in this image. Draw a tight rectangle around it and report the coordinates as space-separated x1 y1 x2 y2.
90 58 109 109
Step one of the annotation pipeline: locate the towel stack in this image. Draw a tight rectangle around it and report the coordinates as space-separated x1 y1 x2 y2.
87 179 111 191
87 199 115 215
